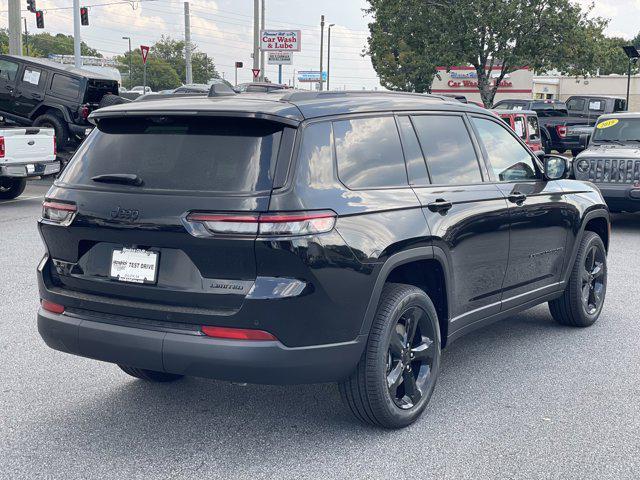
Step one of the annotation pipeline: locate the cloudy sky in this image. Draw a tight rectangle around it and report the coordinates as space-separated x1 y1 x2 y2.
0 0 381 88
1 0 640 89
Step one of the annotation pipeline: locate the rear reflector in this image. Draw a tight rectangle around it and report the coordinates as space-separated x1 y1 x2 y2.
186 211 336 237
41 300 65 314
0 136 4 158
201 325 276 341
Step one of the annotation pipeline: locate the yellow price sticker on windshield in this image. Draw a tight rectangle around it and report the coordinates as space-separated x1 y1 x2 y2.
596 119 619 129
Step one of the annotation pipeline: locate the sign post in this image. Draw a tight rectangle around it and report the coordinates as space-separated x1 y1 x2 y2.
234 61 243 86
140 45 150 92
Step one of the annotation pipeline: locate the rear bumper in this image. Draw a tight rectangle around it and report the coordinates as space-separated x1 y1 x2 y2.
598 184 640 211
37 307 367 385
0 160 60 178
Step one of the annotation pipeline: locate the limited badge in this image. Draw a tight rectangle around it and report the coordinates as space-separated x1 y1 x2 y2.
596 119 619 129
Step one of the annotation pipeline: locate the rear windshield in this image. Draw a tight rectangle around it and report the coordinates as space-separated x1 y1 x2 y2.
59 116 284 194
84 79 119 103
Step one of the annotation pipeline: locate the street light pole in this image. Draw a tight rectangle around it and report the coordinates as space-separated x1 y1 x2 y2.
73 0 82 67
319 15 325 91
122 36 132 88
627 58 632 111
327 24 335 91
622 45 639 111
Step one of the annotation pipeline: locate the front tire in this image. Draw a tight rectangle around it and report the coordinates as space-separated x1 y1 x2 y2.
549 231 607 327
339 283 441 429
0 177 27 199
118 365 184 382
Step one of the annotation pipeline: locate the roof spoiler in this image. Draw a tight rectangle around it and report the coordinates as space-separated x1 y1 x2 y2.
208 83 237 97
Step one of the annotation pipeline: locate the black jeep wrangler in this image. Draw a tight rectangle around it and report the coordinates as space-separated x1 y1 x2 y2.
0 55 120 150
37 91 610 429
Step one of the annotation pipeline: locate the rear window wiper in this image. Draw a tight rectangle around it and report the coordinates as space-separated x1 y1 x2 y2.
91 174 143 186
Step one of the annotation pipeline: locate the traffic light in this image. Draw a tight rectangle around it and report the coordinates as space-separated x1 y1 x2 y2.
80 7 89 26
35 10 44 29
26 0 36 13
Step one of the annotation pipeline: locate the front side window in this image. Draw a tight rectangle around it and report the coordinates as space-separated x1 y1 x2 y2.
411 115 483 185
0 59 19 82
472 117 539 182
333 116 407 189
567 98 585 111
50 74 81 99
513 116 527 140
527 116 540 141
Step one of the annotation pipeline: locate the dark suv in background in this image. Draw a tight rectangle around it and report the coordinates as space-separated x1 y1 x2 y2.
37 91 610 429
0 55 119 150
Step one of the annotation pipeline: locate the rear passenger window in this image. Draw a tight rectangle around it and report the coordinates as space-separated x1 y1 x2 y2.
472 117 539 182
588 99 604 112
567 98 585 111
333 117 407 189
411 115 483 185
513 116 527 140
22 67 43 86
51 74 81 99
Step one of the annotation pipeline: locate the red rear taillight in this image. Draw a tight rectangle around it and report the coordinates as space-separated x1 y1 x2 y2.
79 104 90 120
556 125 567 138
41 300 65 314
186 211 337 237
201 325 276 341
0 136 4 158
53 136 57 156
42 200 77 226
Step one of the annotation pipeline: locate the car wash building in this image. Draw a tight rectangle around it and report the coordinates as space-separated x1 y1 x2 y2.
431 67 534 104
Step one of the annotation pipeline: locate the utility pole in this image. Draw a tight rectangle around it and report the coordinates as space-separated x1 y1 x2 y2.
23 17 29 56
184 2 193 85
253 0 260 79
260 0 265 82
122 37 132 88
73 0 82 67
327 24 335 91
8 0 22 55
319 15 325 91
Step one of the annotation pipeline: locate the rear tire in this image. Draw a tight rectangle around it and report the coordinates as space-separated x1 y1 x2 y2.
33 112 69 151
549 231 607 327
118 365 184 382
0 177 27 199
339 283 441 429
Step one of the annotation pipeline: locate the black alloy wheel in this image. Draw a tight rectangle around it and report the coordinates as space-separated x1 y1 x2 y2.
386 306 436 409
581 244 605 315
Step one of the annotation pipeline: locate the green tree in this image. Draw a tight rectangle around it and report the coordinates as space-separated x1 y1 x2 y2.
367 0 608 106
116 49 181 91
152 35 218 84
27 33 101 57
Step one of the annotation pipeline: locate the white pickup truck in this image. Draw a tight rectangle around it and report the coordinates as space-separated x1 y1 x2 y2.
0 127 59 199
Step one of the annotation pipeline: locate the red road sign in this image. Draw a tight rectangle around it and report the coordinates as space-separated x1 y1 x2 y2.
252 68 260 79
140 45 150 64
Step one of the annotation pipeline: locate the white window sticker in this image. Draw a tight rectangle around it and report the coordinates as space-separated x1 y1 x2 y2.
589 100 603 111
23 68 41 85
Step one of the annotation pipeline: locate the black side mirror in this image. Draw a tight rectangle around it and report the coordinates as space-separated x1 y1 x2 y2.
579 133 590 149
543 155 569 180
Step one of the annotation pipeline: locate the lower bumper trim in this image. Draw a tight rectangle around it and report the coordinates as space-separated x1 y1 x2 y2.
38 309 367 385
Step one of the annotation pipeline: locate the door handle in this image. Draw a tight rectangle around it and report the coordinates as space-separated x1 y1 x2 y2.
427 199 453 213
4 85 13 91
31 93 43 100
508 192 527 205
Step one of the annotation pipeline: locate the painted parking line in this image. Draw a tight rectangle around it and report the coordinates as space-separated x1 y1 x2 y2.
0 195 44 205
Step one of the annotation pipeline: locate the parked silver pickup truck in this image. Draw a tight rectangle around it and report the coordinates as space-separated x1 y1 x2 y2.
0 126 58 199
573 113 640 213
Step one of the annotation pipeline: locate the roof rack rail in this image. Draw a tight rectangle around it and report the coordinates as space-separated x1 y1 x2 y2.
278 90 446 103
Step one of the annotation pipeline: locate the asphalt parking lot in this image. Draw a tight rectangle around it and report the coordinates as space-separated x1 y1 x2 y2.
1 180 639 479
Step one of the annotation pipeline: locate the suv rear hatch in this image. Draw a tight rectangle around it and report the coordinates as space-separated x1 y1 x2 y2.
39 114 295 319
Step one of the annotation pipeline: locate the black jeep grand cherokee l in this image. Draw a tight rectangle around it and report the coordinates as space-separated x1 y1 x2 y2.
37 91 610 429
